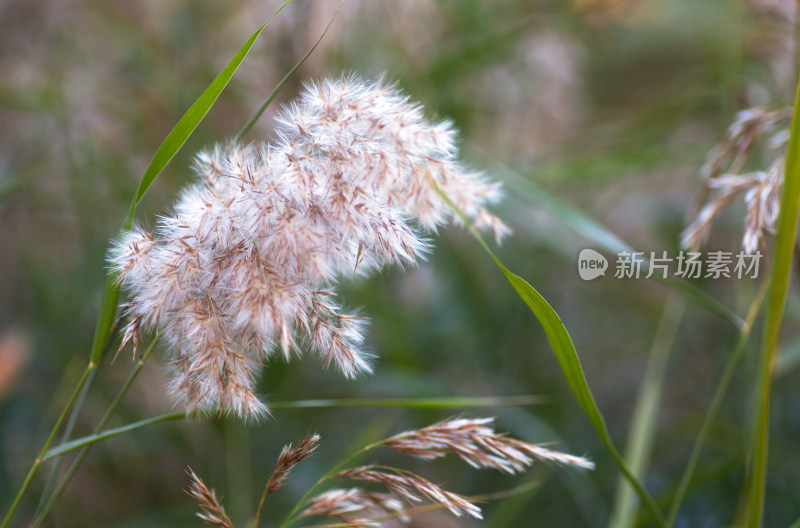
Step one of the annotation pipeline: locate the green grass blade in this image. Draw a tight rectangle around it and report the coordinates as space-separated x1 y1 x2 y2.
89 277 122 364
667 278 768 527
32 364 99 518
42 412 187 461
89 1 293 364
485 157 744 330
426 176 666 526
745 76 800 526
235 0 344 144
498 258 665 527
123 0 291 224
269 395 542 409
1 364 96 528
41 395 539 461
609 294 684 528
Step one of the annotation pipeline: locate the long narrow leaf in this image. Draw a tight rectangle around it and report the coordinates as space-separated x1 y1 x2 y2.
89 0 294 364
43 413 186 461
41 395 540 461
270 395 542 409
667 278 768 527
484 155 744 330
745 75 800 526
426 177 666 526
236 0 344 143
610 295 684 528
498 256 665 526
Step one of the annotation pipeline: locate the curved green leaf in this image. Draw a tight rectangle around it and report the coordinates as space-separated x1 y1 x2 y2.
90 1 294 364
484 156 745 330
426 176 666 526
611 294 684 528
43 412 186 461
497 257 666 527
41 395 540 461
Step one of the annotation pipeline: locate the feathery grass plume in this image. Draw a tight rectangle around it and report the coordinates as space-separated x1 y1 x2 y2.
300 416 592 526
108 76 507 419
336 466 483 520
265 432 321 496
382 416 595 472
186 468 233 528
682 106 790 253
301 488 409 527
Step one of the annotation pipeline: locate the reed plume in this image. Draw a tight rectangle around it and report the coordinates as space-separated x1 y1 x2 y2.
109 77 506 418
682 106 789 253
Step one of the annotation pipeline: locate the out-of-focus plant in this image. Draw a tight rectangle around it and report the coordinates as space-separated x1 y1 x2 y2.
3 1 800 527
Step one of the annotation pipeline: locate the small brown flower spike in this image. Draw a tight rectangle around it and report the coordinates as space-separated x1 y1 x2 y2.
109 77 507 419
301 417 593 526
186 468 233 528
301 488 409 527
265 432 321 496
337 466 482 520
383 416 594 473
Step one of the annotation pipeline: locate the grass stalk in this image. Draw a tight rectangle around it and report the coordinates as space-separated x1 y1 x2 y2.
745 74 800 527
235 0 345 144
666 279 768 527
42 412 188 461
33 319 119 519
31 337 160 526
269 395 542 409
31 365 99 519
427 173 666 527
0 362 96 528
42 396 533 462
609 294 685 528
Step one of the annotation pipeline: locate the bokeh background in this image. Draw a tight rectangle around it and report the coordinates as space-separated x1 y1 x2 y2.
1 0 799 526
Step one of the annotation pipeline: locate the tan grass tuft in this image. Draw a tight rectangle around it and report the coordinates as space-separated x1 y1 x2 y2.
186 468 233 528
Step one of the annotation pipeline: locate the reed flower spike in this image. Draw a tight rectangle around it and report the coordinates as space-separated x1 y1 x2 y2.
186 469 233 528
108 76 507 419
302 417 593 526
682 106 789 253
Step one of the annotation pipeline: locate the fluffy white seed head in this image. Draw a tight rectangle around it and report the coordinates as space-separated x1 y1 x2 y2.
108 76 507 419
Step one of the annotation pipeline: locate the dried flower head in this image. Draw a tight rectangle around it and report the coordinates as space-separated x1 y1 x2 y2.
186 468 233 528
682 106 789 253
301 417 593 527
301 488 409 527
265 432 321 496
109 76 507 418
336 466 483 520
383 416 594 473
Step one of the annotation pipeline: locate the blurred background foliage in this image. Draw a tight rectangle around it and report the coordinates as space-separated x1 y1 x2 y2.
1 0 799 526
